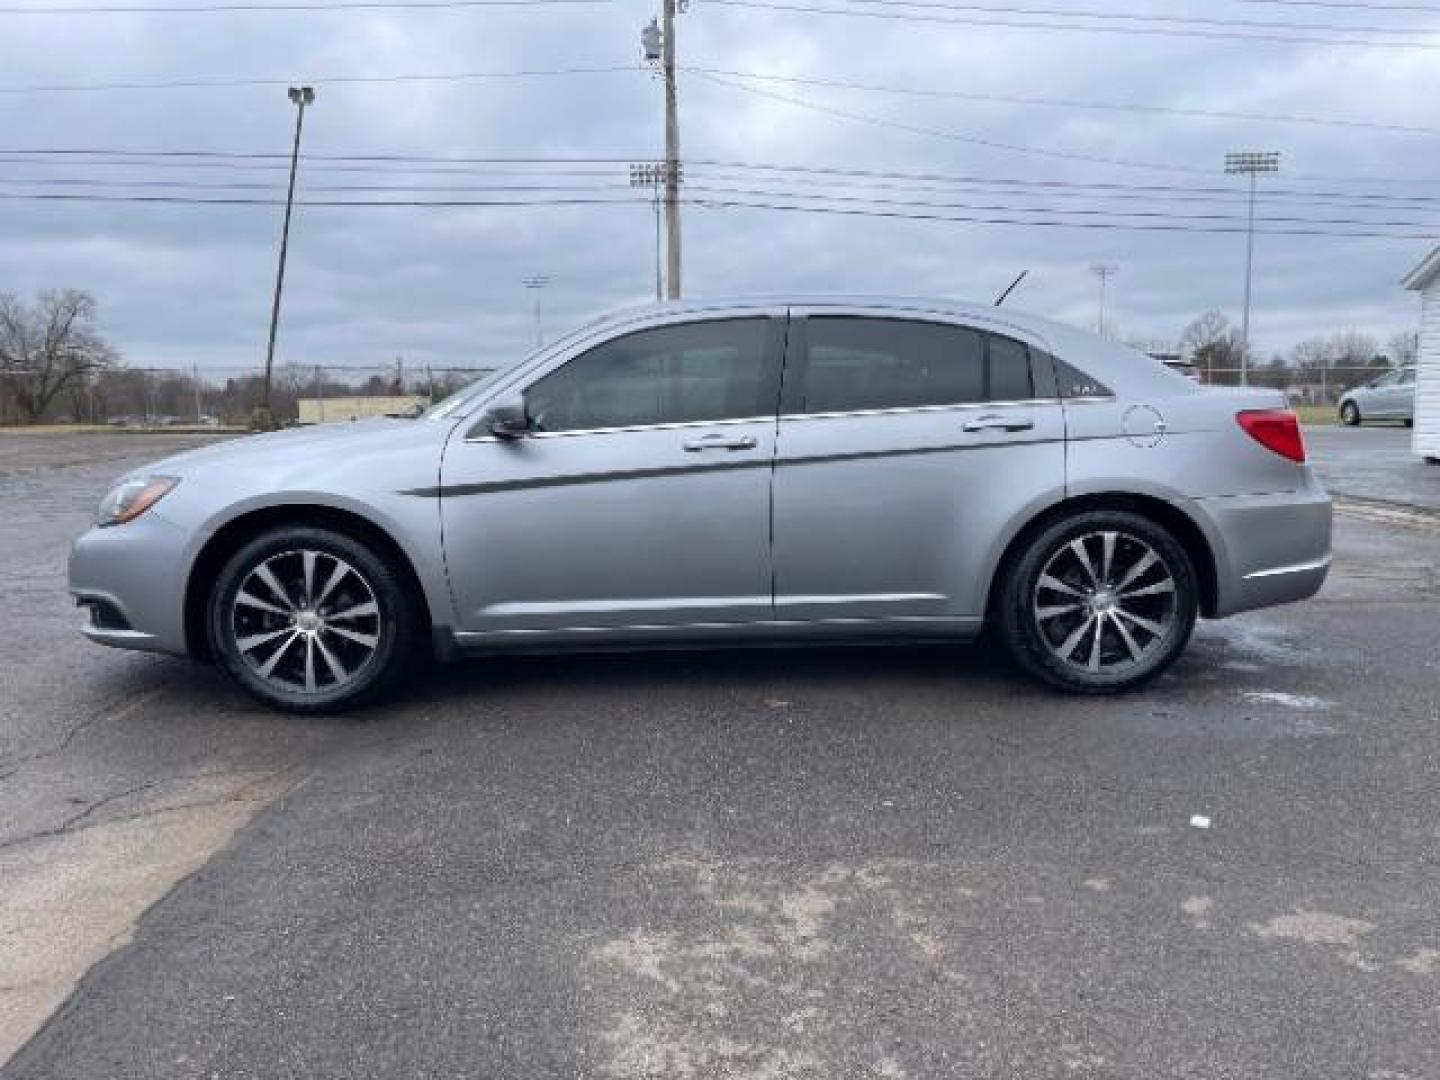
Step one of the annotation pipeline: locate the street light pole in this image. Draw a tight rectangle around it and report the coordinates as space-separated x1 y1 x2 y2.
259 85 315 428
523 276 550 347
1225 150 1279 387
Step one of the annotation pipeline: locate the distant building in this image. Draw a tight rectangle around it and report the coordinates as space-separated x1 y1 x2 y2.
1402 246 1440 463
297 395 427 425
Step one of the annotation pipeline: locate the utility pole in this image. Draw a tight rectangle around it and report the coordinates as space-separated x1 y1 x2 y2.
642 5 683 299
1225 150 1279 387
259 85 315 430
523 276 550 347
1090 263 1117 337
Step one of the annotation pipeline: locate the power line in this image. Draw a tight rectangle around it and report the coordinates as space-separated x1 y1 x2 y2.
0 65 640 94
696 72 1440 185
0 0 604 13
686 196 1439 239
0 191 639 205
694 69 1216 175
685 66 1440 138
4 60 1432 150
6 146 1440 196
1236 0 1440 11
706 0 1440 49
10 169 1440 212
2 184 1436 238
826 0 1440 36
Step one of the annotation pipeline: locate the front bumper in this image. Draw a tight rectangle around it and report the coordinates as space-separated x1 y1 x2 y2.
1196 470 1333 618
68 509 192 656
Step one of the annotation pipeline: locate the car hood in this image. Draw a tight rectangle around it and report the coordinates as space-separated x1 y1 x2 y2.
123 417 453 481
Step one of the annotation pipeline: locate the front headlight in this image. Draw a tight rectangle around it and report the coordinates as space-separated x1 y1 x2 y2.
96 475 180 527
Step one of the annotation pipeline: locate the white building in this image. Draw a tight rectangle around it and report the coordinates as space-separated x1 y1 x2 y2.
1402 247 1440 463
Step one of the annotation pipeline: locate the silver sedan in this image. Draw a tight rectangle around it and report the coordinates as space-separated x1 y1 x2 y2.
1338 366 1417 426
70 298 1332 712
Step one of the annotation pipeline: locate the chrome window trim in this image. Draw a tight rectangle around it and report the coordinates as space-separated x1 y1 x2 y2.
463 394 1113 440
465 413 772 444
777 398 1061 423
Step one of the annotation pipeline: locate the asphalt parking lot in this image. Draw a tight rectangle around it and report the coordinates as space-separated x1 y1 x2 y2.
2 428 1438 1079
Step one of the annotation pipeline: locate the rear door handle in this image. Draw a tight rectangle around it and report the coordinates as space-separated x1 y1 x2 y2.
962 414 1035 433
683 433 759 452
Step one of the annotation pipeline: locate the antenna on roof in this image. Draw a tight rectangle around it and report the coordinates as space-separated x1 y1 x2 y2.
993 270 1028 308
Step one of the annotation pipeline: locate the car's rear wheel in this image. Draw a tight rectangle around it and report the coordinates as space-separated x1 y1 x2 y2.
1340 401 1360 426
208 525 416 713
998 510 1198 693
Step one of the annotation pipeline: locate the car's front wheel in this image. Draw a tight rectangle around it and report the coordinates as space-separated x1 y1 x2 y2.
998 511 1198 693
208 525 416 713
1340 401 1360 426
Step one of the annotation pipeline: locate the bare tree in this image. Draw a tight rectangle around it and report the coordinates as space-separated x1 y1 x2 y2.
1180 310 1245 384
1388 329 1419 367
0 290 117 422
1289 337 1333 373
1328 329 1378 368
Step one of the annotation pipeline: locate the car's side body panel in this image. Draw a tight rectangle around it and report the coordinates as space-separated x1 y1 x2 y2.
70 419 457 656
438 417 779 635
771 303 1067 622
67 295 1333 673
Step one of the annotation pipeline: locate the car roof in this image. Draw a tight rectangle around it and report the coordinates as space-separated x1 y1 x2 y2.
588 294 1190 388
593 294 1064 333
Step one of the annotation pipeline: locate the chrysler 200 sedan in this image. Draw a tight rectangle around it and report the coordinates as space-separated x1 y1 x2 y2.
70 298 1332 713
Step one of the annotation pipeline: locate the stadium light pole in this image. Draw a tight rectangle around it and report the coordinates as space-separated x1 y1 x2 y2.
1225 150 1280 387
523 275 551 347
259 85 315 429
1090 263 1117 337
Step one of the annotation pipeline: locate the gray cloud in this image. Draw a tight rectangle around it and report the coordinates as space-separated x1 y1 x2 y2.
1 0 1437 374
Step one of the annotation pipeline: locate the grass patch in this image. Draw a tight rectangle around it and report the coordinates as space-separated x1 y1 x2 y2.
1292 405 1337 427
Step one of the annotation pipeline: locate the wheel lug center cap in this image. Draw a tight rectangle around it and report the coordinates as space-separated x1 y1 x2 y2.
296 610 323 633
1090 589 1116 613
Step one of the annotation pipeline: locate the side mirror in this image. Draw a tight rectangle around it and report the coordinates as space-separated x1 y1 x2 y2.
484 393 530 440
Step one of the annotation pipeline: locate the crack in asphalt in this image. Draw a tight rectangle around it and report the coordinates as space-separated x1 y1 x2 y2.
0 686 168 775
0 765 301 856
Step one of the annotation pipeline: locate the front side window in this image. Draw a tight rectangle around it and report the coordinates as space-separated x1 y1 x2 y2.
525 319 772 433
795 318 1040 414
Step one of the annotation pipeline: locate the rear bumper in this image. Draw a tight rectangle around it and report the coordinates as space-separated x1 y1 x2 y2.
1195 471 1332 618
68 510 191 657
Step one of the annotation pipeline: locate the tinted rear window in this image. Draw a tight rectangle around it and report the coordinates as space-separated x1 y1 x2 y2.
796 318 1038 413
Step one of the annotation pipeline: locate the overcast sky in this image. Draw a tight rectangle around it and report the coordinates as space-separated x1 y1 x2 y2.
1 0 1437 375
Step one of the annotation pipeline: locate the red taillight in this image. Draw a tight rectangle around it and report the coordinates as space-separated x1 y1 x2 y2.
1236 409 1306 463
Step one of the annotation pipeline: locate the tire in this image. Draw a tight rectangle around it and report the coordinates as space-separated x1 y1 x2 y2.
1403 418 1414 428
208 525 417 713
1340 401 1360 426
997 510 1199 694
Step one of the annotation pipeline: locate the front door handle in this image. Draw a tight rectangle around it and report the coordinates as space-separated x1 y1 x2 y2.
683 433 759 452
962 414 1035 433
